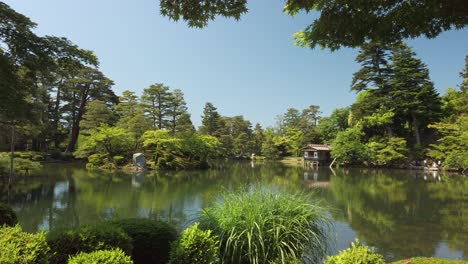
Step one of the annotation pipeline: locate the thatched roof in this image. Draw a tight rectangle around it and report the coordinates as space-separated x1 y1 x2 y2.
301 144 331 151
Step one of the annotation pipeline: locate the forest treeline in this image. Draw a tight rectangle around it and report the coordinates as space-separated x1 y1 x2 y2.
0 3 466 171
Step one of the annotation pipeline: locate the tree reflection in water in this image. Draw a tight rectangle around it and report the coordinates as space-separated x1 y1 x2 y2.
0 162 466 261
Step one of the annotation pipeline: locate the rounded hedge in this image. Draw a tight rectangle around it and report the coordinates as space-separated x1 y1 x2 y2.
169 222 219 264
0 203 18 227
68 249 134 264
324 240 385 264
0 225 50 264
46 223 133 264
109 218 178 264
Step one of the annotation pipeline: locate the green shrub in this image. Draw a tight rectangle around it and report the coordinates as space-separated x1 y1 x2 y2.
199 188 331 264
0 225 50 264
0 156 42 174
17 152 33 159
324 240 385 264
390 257 468 264
47 223 132 264
169 223 219 264
31 154 45 161
88 154 105 165
109 218 178 264
0 203 18 227
113 155 126 165
68 249 134 264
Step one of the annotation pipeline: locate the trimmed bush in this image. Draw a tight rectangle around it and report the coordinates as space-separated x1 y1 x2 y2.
199 188 331 264
47 223 132 264
391 257 467 264
32 154 45 161
0 225 50 264
109 218 178 264
88 153 106 166
113 155 126 165
169 223 219 264
324 240 385 264
68 249 134 264
17 152 33 159
0 203 18 227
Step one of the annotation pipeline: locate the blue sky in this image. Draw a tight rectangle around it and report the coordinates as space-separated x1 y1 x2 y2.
5 0 468 127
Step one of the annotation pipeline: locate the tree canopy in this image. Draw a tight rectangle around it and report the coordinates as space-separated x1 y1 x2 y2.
158 0 468 50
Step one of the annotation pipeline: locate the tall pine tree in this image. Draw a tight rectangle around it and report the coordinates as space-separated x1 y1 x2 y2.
141 83 171 129
390 43 441 146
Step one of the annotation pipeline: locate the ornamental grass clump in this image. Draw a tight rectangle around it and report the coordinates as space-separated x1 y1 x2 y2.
199 188 331 264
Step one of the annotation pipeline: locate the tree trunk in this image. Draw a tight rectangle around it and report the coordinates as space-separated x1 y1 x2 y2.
411 112 421 146
158 97 163 129
53 80 63 148
66 85 89 152
386 127 393 137
9 125 15 188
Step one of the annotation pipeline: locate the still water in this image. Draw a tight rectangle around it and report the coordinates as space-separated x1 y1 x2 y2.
0 162 466 262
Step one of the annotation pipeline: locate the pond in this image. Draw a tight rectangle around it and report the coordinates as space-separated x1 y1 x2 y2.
0 162 466 262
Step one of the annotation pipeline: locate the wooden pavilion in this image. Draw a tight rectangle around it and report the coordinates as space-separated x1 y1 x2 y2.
301 144 331 167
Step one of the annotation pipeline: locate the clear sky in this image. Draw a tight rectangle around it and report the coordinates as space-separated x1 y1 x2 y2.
4 0 468 128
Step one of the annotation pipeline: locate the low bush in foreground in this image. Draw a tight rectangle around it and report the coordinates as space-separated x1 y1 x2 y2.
324 240 385 264
0 225 49 264
109 218 178 264
199 188 331 264
68 249 134 264
0 203 18 227
391 257 468 264
47 223 132 264
169 222 219 264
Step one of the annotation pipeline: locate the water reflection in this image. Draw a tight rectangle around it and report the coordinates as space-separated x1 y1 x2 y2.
0 163 466 261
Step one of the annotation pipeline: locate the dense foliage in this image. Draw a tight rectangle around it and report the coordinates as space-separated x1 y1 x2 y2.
390 258 468 264
169 223 219 264
47 224 133 264
68 249 134 264
0 154 42 176
428 65 468 170
324 240 385 264
109 218 178 264
158 0 468 50
0 203 18 227
1 1 467 173
0 225 50 264
141 130 221 170
199 188 330 264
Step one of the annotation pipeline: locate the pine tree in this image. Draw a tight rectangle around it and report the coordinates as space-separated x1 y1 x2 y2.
115 90 151 141
199 102 221 136
167 89 188 133
390 43 441 146
351 42 393 93
351 42 395 136
460 55 468 92
141 83 171 129
80 100 114 133
252 123 264 155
